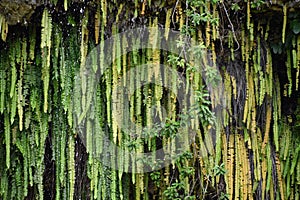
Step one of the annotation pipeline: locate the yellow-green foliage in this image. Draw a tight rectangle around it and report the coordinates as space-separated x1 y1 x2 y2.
0 1 299 200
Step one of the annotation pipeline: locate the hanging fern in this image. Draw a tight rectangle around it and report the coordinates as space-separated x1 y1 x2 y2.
41 8 52 113
0 1 300 200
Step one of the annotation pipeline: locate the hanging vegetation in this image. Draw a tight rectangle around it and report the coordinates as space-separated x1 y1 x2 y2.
0 0 300 200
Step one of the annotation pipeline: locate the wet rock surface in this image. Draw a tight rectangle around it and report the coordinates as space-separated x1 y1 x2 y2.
2 0 299 25
0 0 44 25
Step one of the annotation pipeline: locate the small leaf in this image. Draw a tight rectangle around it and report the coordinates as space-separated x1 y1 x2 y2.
291 19 300 34
231 3 241 12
